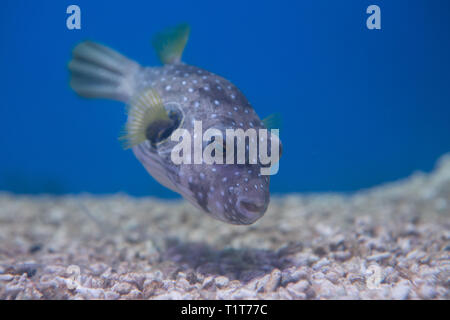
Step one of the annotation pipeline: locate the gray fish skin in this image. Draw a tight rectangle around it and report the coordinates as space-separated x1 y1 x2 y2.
68 39 276 225
132 63 271 225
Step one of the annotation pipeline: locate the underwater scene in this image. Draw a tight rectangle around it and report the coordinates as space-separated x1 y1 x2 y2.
0 0 449 300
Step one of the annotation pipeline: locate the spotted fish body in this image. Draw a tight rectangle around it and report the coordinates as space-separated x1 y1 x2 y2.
69 24 277 225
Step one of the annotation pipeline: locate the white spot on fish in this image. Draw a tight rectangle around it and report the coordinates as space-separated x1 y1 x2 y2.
182 81 186 85
165 85 171 91
214 100 220 106
188 88 194 93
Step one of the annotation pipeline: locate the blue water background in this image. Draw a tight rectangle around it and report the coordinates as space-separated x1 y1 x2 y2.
1 0 450 197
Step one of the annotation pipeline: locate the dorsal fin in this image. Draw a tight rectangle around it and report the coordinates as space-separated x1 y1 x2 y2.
152 23 190 65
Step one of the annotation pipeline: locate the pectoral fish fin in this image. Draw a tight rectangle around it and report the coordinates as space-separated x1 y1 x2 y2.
262 113 282 131
152 23 190 65
119 89 171 149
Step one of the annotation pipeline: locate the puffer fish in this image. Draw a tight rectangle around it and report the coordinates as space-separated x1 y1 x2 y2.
68 24 281 225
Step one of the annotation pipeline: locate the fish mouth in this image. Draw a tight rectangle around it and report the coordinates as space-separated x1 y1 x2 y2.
236 197 268 224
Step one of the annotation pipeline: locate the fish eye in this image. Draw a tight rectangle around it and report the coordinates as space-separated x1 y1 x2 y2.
147 103 183 146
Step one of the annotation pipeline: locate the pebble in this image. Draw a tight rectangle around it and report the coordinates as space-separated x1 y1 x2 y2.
391 281 411 300
112 282 133 295
0 274 14 281
313 258 330 270
231 288 256 299
104 291 120 300
265 269 282 292
287 279 310 294
281 268 307 286
367 252 391 261
406 250 426 260
214 276 229 288
202 276 215 289
419 285 437 299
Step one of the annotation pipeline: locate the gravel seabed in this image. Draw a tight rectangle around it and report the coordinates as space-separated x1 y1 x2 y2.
0 156 449 300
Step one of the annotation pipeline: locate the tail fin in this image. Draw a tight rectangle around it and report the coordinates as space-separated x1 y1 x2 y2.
68 41 141 102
